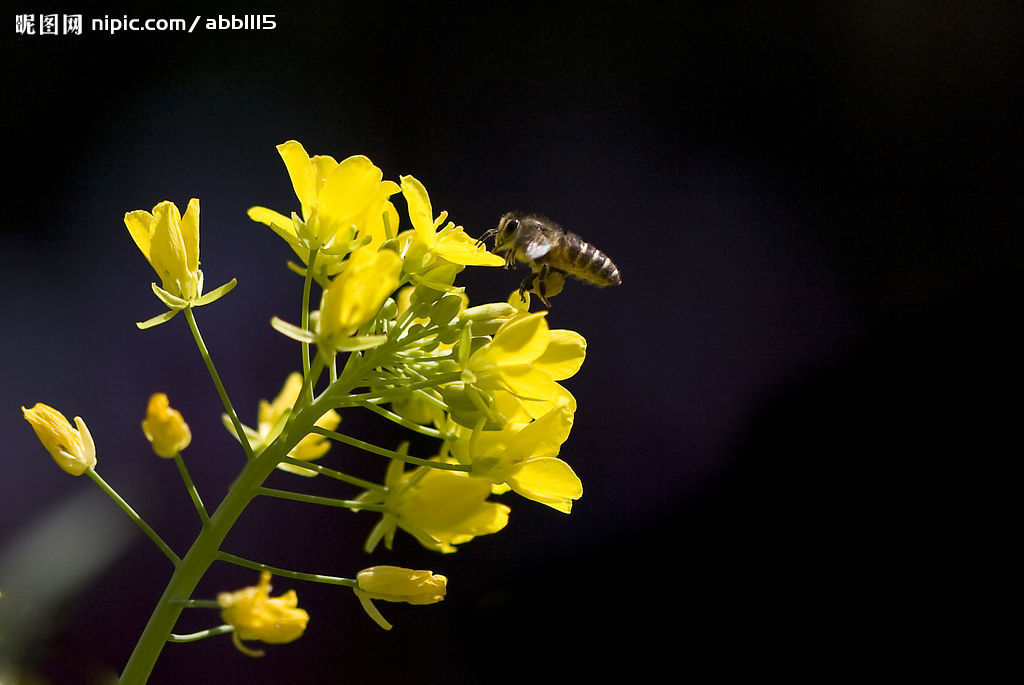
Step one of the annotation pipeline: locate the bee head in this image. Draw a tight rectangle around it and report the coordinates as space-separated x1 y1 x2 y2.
493 211 524 249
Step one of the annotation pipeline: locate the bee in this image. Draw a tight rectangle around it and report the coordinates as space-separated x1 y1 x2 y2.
477 211 621 306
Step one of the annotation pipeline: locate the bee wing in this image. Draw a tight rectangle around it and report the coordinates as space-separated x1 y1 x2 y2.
522 232 554 260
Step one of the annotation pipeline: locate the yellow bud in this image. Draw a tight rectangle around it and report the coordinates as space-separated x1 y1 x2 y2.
356 566 447 604
22 403 97 476
354 566 448 630
141 393 191 458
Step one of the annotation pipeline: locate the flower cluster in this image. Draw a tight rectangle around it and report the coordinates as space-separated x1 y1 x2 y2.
20 140 597 677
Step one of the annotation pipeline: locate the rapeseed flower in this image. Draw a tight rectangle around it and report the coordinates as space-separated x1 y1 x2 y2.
125 199 236 328
141 393 191 458
218 571 309 656
248 141 399 278
354 566 447 630
453 405 581 513
319 246 403 345
22 403 97 475
223 373 340 475
459 310 585 422
125 199 201 301
399 175 505 269
356 453 510 554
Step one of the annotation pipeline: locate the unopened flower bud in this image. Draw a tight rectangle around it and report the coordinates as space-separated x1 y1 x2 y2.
141 393 191 458
354 565 447 630
22 403 97 475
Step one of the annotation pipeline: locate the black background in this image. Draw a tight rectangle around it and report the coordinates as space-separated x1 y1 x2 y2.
2 2 1020 683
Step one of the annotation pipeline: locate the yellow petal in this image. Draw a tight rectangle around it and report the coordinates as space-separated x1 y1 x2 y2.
277 141 318 216
149 201 190 296
320 248 403 340
491 365 563 401
535 329 587 380
265 372 304 422
434 227 506 267
399 174 435 243
179 198 201 277
507 457 582 513
309 154 340 195
505 405 573 460
471 312 550 369
247 206 299 245
317 155 384 240
398 469 504 532
124 210 155 261
515 383 577 420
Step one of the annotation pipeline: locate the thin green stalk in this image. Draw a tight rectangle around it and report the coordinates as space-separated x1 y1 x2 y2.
279 456 384 491
301 248 319 395
171 599 221 608
257 486 386 510
217 551 357 587
293 353 327 428
173 453 209 526
354 398 456 440
87 469 180 566
168 626 234 643
341 371 463 406
184 307 254 461
311 426 471 472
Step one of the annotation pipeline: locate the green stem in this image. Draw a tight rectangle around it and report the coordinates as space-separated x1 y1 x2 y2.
341 371 462 406
257 486 386 511
301 248 319 397
279 456 383 491
184 307 254 461
173 454 209 526
168 625 234 643
171 599 221 608
118 385 342 683
87 469 180 566
311 427 471 472
354 399 456 440
217 551 357 587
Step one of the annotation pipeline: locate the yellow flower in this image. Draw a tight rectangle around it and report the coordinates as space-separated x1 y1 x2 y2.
124 199 201 300
217 571 309 657
319 246 403 345
461 311 585 421
248 141 400 270
223 373 340 476
22 403 96 476
141 393 191 458
354 566 447 630
453 405 581 513
399 175 505 268
356 453 510 553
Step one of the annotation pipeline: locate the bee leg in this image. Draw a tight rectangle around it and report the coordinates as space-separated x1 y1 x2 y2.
535 264 552 307
517 272 537 304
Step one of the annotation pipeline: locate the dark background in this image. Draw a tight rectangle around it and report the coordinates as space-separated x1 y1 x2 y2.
2 2 1019 682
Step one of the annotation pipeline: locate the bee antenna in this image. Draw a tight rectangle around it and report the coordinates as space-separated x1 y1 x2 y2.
476 227 498 248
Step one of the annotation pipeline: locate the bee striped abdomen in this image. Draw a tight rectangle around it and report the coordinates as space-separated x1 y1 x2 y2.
550 232 622 287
